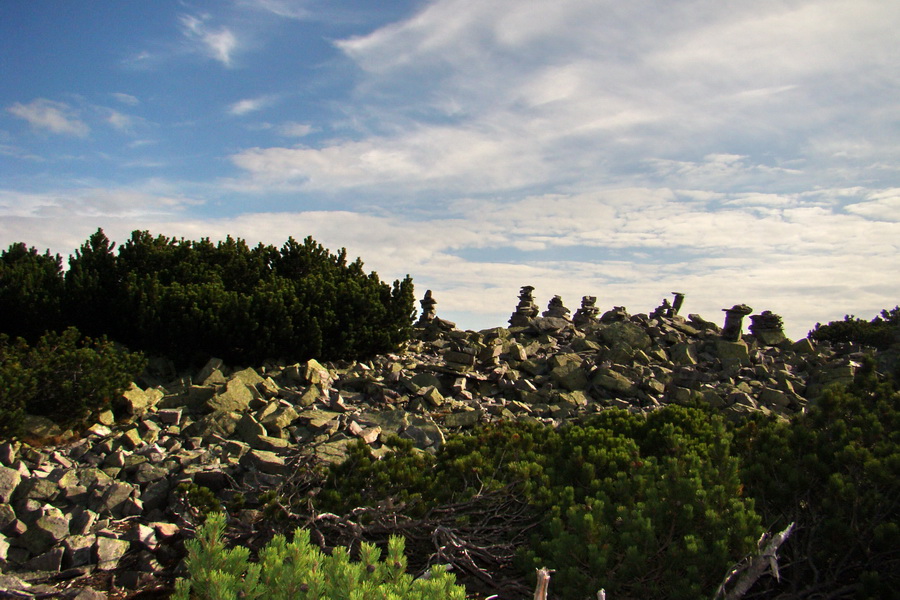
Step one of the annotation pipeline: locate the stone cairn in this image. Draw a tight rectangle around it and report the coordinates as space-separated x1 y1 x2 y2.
542 295 571 320
749 310 788 346
721 304 754 342
573 296 600 327
670 292 685 317
509 286 540 327
416 290 438 326
650 298 673 319
416 290 455 332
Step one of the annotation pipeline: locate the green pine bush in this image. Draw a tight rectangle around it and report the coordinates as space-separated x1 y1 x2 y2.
809 307 900 350
734 357 900 599
2 229 416 366
0 327 146 437
318 407 761 599
172 512 466 600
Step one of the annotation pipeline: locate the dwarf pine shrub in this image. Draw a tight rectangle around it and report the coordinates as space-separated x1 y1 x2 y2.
319 407 761 600
0 327 146 437
172 512 466 600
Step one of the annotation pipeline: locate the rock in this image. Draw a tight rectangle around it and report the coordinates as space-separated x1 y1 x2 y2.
600 321 651 350
91 481 135 518
20 509 70 555
235 414 267 444
442 410 482 428
792 338 816 354
95 536 130 571
196 358 225 385
187 411 242 439
297 384 325 407
206 379 254 413
72 587 107 600
714 339 751 368
259 404 299 437
549 354 588 391
13 477 59 503
24 546 64 571
63 534 96 568
119 383 164 417
401 416 445 450
313 440 351 465
304 359 333 386
239 450 287 475
0 502 16 531
157 408 183 425
670 342 698 366
0 442 18 467
0 466 21 504
593 369 638 397
21 415 62 439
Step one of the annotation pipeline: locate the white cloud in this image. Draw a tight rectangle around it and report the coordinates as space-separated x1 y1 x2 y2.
239 0 311 20
106 110 135 132
7 99 89 137
180 14 239 66
844 189 900 222
278 121 314 137
111 93 140 106
228 96 277 116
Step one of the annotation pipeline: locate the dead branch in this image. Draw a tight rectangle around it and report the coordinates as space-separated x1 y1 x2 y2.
715 522 795 600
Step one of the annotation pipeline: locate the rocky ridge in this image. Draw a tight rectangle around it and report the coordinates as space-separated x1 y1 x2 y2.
0 292 874 598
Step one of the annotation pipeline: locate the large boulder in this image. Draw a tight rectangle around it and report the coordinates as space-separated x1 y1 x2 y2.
600 322 652 351
0 466 21 504
205 379 254 413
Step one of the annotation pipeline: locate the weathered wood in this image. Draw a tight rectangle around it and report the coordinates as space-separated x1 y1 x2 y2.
716 522 795 600
533 567 552 600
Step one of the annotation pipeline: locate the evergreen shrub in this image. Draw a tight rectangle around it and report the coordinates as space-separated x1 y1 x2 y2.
58 229 416 365
809 307 900 350
0 327 146 437
734 359 900 599
319 407 761 599
172 512 466 600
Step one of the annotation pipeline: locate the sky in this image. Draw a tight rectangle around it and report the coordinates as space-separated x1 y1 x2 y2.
2 0 899 340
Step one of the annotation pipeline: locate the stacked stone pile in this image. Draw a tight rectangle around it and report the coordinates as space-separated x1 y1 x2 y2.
0 291 874 598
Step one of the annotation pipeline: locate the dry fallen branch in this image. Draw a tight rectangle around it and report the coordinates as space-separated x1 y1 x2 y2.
715 522 795 600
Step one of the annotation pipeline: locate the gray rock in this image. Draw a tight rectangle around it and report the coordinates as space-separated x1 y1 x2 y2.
63 534 96 568
20 509 70 555
714 339 751 368
0 502 16 531
196 357 225 385
206 379 254 413
600 321 652 350
91 481 135 518
95 536 130 571
304 359 333 386
235 414 267 444
71 587 107 600
186 411 242 439
119 383 164 417
0 466 21 504
0 442 18 467
13 477 59 503
24 546 64 571
593 369 638 397
260 405 299 437
67 508 98 537
239 450 287 475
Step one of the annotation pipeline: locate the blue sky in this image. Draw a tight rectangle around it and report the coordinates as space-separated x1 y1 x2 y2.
2 0 899 339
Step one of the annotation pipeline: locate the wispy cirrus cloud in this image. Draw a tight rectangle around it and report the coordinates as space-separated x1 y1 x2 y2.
7 99 90 137
228 95 278 116
180 14 239 67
